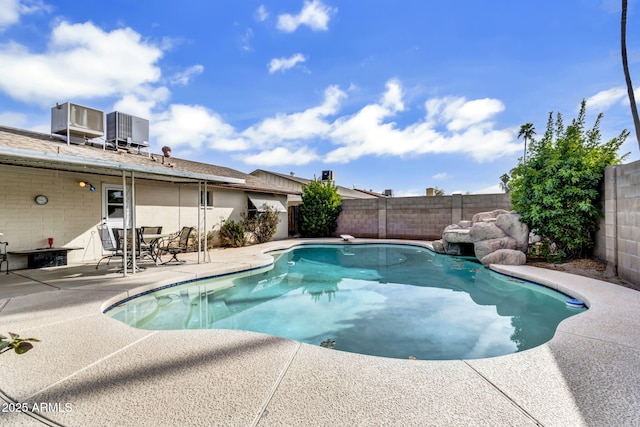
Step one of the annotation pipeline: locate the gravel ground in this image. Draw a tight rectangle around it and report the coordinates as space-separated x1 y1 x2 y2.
527 258 640 291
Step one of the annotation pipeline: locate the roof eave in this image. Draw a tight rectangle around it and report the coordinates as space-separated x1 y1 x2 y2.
0 145 245 184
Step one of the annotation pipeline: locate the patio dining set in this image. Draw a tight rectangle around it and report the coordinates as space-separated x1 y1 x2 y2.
96 224 194 270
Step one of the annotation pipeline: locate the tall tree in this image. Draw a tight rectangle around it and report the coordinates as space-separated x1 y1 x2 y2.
518 123 536 162
509 101 628 262
622 0 640 149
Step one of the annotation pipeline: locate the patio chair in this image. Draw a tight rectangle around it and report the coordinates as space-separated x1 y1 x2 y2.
158 226 194 264
140 226 164 264
135 228 156 263
96 225 124 269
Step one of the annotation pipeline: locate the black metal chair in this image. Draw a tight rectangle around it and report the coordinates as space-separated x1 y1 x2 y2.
96 225 124 269
158 227 194 264
140 226 164 264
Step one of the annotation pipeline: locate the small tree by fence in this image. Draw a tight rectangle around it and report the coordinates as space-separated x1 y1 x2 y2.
300 180 342 237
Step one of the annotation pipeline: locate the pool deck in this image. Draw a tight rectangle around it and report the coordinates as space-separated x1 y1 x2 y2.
1 238 639 426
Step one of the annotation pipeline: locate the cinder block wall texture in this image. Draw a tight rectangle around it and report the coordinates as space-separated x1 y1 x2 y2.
594 160 640 286
336 193 512 240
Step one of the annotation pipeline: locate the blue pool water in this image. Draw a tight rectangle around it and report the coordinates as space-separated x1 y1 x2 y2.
106 244 585 360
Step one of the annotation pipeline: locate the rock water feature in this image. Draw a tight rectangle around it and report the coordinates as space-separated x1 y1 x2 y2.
433 210 529 266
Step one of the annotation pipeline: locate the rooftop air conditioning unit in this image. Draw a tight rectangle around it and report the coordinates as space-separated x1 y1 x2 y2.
383 189 394 197
51 102 105 143
106 111 150 148
321 170 334 182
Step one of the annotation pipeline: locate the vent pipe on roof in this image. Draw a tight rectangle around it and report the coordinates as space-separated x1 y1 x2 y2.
161 146 172 165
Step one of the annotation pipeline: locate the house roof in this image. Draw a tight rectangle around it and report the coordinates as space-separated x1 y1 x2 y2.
0 126 297 195
352 188 388 198
250 169 384 199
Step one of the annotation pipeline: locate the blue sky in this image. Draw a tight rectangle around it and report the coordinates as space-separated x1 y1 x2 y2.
0 0 639 195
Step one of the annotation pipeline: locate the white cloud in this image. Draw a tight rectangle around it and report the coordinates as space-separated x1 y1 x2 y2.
381 79 404 112
432 173 448 180
0 0 51 30
587 87 628 110
240 28 254 51
113 86 170 119
242 84 345 147
474 184 503 194
0 21 163 106
170 65 204 85
426 97 504 131
276 0 335 32
239 146 319 166
394 189 424 197
324 81 520 163
268 53 306 73
255 5 269 22
152 104 246 151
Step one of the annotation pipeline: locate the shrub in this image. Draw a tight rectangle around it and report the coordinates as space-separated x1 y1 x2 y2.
299 180 342 237
219 220 245 247
188 230 216 251
242 203 281 244
508 100 628 262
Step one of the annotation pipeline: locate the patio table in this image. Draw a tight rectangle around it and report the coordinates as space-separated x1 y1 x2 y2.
142 233 171 264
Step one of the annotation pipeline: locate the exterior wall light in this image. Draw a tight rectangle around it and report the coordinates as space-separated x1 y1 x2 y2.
78 181 96 191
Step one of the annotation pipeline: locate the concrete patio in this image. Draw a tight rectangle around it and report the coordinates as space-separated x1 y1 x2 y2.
1 239 639 426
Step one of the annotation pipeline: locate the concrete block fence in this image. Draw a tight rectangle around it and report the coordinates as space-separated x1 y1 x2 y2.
336 193 512 240
594 159 640 286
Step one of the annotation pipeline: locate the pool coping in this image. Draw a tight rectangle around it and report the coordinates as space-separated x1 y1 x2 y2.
1 238 639 426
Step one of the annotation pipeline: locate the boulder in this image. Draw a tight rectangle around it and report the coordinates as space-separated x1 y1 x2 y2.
432 240 446 254
442 228 472 244
474 237 518 261
471 209 510 224
480 249 527 266
444 242 463 256
438 208 530 266
495 213 529 251
470 222 506 242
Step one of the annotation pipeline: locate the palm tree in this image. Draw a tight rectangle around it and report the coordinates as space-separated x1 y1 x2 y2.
499 173 511 193
622 0 640 149
518 123 536 163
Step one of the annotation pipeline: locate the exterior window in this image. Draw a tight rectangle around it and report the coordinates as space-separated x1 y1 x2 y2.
200 190 213 207
107 189 124 218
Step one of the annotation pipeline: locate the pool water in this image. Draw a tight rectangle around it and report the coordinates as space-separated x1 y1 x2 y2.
107 244 585 360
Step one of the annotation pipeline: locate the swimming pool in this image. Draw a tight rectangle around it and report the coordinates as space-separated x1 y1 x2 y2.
106 244 585 360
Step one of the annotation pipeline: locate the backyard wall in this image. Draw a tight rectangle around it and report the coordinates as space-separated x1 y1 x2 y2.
336 193 512 240
594 159 640 286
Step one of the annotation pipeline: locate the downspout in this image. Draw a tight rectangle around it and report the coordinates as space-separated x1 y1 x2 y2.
198 181 202 264
612 166 619 276
122 171 127 277
131 171 136 275
204 181 209 262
